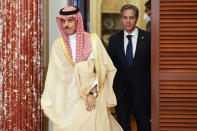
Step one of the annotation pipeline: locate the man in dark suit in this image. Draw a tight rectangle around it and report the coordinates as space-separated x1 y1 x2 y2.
108 4 151 131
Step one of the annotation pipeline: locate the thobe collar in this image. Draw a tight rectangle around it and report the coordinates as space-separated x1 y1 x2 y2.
68 33 76 62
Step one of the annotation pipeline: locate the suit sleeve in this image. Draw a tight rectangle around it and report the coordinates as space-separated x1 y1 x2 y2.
107 37 115 64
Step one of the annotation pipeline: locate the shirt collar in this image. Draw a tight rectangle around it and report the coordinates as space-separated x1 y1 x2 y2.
124 27 138 38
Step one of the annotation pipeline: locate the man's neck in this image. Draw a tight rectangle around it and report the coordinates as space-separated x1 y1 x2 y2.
124 27 137 35
68 33 76 38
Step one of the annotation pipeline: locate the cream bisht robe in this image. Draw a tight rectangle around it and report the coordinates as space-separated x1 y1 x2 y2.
41 33 123 131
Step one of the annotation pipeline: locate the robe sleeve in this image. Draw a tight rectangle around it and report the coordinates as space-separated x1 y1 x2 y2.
91 33 117 107
41 40 73 126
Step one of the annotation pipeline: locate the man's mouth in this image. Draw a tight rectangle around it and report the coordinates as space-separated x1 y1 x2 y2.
64 28 71 30
64 26 70 29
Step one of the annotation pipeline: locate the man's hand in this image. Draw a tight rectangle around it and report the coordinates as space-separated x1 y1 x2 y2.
85 94 96 111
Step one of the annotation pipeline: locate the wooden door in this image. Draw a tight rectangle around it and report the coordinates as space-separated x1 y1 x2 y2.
151 0 197 130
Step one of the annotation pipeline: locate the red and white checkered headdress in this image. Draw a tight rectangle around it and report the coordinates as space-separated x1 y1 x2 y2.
56 6 91 63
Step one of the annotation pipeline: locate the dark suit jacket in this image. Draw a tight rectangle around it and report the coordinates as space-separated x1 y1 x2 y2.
146 21 151 32
108 28 151 108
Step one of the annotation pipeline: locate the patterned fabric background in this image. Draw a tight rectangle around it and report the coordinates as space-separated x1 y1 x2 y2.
0 0 43 130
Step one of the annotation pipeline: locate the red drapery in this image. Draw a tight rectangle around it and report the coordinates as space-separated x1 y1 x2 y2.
0 0 43 130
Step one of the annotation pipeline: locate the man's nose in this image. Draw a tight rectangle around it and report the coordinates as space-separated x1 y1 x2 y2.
63 20 68 26
126 18 130 23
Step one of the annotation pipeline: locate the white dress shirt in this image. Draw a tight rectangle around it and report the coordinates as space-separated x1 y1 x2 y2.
68 33 98 90
124 27 138 57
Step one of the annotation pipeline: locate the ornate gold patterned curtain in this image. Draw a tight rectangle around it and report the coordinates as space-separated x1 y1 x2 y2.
0 0 43 130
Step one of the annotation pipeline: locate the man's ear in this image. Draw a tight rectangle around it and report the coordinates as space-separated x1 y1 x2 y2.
136 17 139 23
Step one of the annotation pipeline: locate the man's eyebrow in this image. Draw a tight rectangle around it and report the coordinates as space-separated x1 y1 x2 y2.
68 17 75 20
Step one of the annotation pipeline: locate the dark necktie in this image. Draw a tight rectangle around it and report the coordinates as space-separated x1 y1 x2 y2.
126 35 133 66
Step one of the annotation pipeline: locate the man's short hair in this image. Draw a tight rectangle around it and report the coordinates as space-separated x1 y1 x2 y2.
120 4 139 19
145 0 151 10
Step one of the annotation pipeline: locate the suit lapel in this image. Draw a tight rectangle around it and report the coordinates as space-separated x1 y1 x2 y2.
118 31 125 57
118 31 130 69
133 29 144 63
118 29 146 68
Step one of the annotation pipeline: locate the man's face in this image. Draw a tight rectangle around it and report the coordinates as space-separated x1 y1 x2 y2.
121 9 138 34
61 17 76 35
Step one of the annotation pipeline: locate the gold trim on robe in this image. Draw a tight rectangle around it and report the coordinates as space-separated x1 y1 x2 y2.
58 37 75 66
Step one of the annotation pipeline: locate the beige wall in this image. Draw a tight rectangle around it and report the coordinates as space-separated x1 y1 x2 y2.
90 0 148 37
